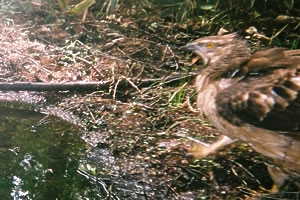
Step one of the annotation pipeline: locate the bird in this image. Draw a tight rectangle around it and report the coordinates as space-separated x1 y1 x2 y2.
183 32 300 188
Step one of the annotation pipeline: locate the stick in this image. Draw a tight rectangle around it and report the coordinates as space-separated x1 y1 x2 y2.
0 73 197 92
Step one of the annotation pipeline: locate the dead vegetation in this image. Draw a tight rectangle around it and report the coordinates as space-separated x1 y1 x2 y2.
0 0 299 199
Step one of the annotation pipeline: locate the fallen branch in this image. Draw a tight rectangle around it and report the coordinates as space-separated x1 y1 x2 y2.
0 81 112 91
0 73 197 92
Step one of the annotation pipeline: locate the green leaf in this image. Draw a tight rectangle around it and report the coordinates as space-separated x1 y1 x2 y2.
69 0 96 14
284 0 294 9
250 0 255 8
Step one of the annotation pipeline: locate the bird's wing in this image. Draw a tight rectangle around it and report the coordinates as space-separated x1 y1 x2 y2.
216 48 300 132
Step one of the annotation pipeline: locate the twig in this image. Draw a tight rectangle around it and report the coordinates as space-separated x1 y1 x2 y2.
0 73 197 92
230 160 262 185
124 76 142 93
269 24 288 45
113 78 121 100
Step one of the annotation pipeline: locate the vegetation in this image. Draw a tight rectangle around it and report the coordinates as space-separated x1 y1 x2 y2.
0 0 299 199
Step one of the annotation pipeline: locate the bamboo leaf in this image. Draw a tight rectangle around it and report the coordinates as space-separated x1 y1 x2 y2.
284 0 294 9
68 0 96 14
250 0 255 8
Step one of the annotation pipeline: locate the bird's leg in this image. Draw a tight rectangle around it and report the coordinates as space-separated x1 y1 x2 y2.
267 165 289 191
267 164 300 191
189 135 237 158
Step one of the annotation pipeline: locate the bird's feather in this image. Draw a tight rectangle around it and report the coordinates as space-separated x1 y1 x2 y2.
216 48 300 132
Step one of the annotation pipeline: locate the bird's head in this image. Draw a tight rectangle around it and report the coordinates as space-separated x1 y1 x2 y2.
184 33 250 68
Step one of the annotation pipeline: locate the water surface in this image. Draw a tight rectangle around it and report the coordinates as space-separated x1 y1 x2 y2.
0 107 104 199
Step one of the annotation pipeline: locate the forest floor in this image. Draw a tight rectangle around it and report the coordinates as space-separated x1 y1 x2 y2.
0 1 299 199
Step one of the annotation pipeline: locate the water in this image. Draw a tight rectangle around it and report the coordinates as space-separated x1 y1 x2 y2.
0 107 104 199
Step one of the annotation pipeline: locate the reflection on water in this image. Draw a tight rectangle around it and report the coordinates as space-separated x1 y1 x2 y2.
0 107 104 199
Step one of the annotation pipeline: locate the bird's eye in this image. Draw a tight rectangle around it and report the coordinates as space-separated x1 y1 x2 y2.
206 43 215 48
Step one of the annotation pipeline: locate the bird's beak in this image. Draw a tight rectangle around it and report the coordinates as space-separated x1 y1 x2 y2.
183 43 197 51
183 43 208 66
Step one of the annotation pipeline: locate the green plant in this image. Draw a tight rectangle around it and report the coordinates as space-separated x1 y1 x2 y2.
168 78 191 106
153 0 219 22
93 0 120 15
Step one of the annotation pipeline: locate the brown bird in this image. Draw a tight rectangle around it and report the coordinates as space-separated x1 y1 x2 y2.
184 32 300 187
